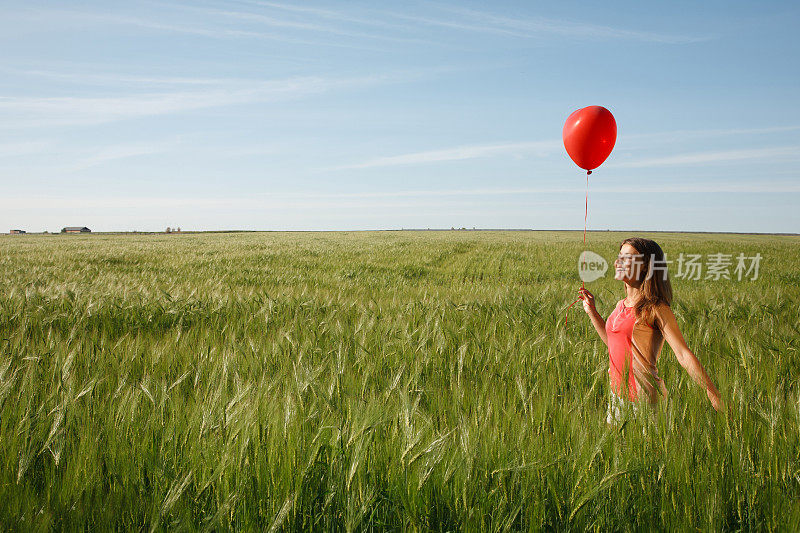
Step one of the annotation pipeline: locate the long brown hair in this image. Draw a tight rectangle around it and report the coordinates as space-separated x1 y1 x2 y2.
619 237 673 327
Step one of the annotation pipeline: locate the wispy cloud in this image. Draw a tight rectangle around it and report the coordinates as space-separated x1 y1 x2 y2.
0 141 50 158
12 9 343 47
445 6 712 43
0 67 257 87
67 142 178 171
192 5 442 47
266 182 800 196
104 13 401 50
286 182 800 195
336 126 800 171
175 1 688 48
611 146 800 168
624 182 800 193
3 181 796 214
237 0 414 30
335 139 562 169
35 2 709 47
620 125 800 149
628 125 800 139
0 195 500 211
0 140 183 176
0 72 421 128
5 8 414 51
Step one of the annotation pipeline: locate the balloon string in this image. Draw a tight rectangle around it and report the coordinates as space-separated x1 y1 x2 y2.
564 169 590 327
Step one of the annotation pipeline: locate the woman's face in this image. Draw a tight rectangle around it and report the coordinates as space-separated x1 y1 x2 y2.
614 243 644 282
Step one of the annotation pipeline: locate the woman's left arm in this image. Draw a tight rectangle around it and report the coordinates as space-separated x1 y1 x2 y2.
657 306 723 411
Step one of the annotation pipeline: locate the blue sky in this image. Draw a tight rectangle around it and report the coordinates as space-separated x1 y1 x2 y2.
1 0 798 233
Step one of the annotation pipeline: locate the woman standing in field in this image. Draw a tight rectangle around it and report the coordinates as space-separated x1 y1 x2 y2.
578 237 722 423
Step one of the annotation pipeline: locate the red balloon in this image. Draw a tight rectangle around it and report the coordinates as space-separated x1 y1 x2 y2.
562 106 617 172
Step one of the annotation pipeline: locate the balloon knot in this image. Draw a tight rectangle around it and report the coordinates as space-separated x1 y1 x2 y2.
587 170 592 175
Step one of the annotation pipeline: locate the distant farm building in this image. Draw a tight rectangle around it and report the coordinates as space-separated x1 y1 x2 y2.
9 229 26 234
62 227 91 234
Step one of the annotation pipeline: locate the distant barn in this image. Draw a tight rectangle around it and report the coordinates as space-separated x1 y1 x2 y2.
9 229 26 234
62 227 91 234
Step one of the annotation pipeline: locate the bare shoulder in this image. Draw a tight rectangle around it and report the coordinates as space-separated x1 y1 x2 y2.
653 302 678 330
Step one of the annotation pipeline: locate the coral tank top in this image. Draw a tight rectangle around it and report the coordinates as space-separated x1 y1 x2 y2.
605 299 672 403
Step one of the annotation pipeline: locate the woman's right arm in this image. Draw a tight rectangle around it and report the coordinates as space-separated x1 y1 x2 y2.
579 288 608 346
656 305 723 411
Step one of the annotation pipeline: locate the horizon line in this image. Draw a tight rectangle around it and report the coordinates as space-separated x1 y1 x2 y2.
4 228 799 236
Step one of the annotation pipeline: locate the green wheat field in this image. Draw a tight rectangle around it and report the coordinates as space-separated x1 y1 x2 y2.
0 230 798 531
